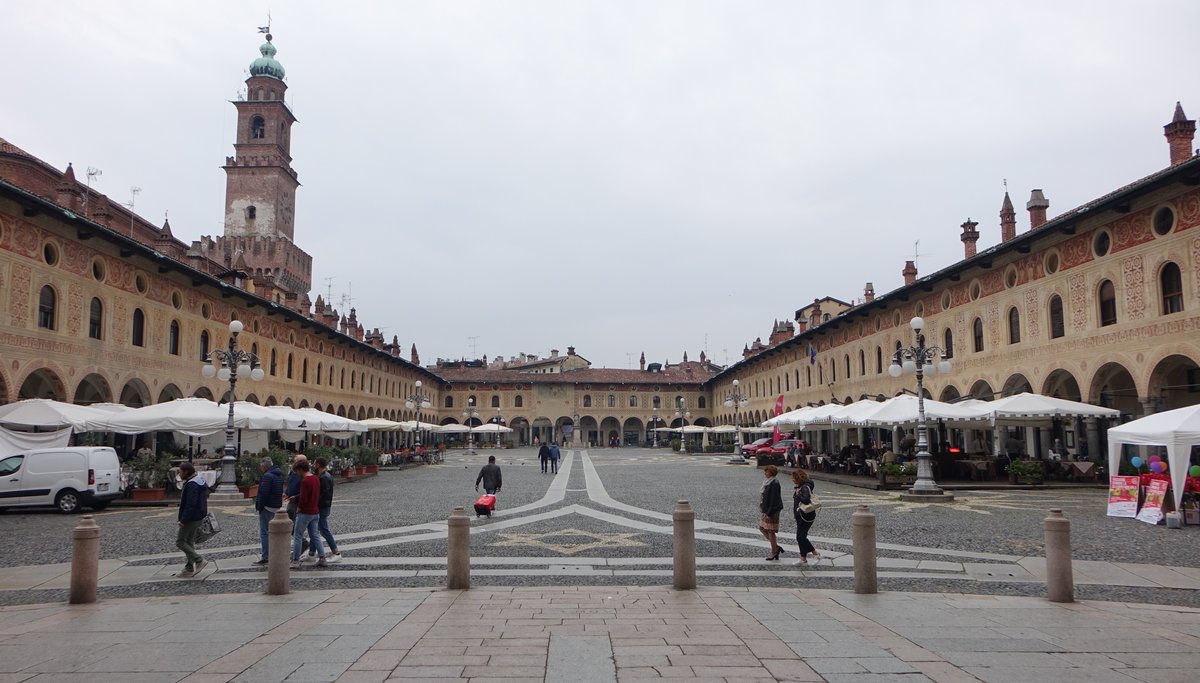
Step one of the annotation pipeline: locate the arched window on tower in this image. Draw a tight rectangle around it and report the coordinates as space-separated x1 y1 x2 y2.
444 395 454 408
515 395 523 408
168 320 180 355
583 395 592 408
200 330 210 361
88 298 103 340
491 395 499 408
250 116 265 139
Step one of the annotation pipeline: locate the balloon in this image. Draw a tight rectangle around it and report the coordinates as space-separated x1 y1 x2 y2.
1150 461 1164 474
1149 455 1161 463
1131 456 1143 468
1190 465 1200 477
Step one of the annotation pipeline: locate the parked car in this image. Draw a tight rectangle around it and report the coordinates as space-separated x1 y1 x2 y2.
0 446 122 513
741 438 772 456
760 439 800 457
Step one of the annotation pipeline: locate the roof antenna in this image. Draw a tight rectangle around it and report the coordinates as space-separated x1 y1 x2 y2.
124 186 141 237
84 166 102 215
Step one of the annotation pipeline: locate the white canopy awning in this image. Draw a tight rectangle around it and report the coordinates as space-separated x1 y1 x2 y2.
977 392 1120 421
471 423 514 433
0 399 110 431
358 417 406 431
438 423 472 434
86 398 234 436
1107 404 1200 510
854 395 990 427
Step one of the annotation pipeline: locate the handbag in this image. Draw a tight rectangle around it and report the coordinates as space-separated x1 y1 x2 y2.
797 492 822 515
195 512 221 544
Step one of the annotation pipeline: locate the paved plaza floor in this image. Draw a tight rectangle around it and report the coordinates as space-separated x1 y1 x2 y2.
1 448 1198 680
2 585 1199 682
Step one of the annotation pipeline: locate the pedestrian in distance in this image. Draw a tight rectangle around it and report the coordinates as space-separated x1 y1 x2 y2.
538 442 551 474
476 455 502 495
253 457 284 565
311 457 341 562
175 462 209 578
549 442 560 474
791 469 821 565
290 460 327 569
759 464 784 561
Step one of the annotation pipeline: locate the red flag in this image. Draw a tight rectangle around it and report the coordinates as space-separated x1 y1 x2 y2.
772 395 784 443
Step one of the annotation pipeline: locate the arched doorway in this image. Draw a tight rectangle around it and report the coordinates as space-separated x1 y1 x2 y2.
18 368 66 401
968 380 995 401
508 417 530 446
600 417 621 448
531 417 553 445
1089 363 1139 416
938 385 961 402
1042 369 1082 401
194 386 216 401
622 417 644 446
1002 373 1033 397
73 373 113 405
579 416 599 446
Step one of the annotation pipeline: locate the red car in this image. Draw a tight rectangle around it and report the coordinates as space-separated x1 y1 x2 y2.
759 439 800 457
741 438 772 456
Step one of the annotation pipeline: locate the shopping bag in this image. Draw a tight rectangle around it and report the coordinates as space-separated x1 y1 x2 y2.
196 512 221 543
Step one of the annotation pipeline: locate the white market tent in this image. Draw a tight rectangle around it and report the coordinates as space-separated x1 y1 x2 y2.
87 397 235 436
854 395 990 427
359 417 405 431
438 424 472 434
1107 404 1200 510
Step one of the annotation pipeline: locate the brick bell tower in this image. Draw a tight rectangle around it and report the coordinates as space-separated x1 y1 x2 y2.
216 31 312 298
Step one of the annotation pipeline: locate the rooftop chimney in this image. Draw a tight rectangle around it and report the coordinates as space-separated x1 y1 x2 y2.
639 352 645 371
864 282 875 302
960 218 980 258
902 260 918 286
1000 192 1017 241
1027 189 1049 230
1165 101 1196 166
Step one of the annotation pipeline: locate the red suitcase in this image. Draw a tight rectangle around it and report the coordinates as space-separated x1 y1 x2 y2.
474 493 496 517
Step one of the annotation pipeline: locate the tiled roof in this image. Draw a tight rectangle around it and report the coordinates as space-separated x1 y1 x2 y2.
436 366 714 386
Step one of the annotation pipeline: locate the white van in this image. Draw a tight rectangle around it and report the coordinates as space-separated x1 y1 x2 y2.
0 446 123 513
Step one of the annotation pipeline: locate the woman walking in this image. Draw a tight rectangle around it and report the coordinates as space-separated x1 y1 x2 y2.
759 465 784 561
792 469 821 565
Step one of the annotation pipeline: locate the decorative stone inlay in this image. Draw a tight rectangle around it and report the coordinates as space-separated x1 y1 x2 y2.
490 528 647 555
1024 289 1040 339
1122 254 1145 320
9 262 31 327
1069 273 1088 329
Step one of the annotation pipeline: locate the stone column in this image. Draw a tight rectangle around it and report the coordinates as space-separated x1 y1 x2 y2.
851 505 878 594
672 500 697 590
447 506 471 590
266 509 292 595
1044 509 1073 603
1085 417 1100 462
70 515 100 604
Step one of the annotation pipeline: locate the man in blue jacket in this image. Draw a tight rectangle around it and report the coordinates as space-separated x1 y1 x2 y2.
254 457 284 566
176 462 208 578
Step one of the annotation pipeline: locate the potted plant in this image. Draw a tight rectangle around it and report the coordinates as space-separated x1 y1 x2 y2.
349 446 381 474
236 454 263 498
880 462 917 488
1007 459 1045 485
129 452 170 501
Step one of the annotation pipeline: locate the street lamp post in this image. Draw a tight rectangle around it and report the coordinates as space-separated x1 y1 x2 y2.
463 397 479 454
651 406 659 448
201 319 264 499
404 380 432 449
723 379 751 464
495 408 503 448
889 316 955 502
675 398 691 454
572 411 580 448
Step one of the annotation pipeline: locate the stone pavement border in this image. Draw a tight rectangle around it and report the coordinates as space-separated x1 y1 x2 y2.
1 586 1198 682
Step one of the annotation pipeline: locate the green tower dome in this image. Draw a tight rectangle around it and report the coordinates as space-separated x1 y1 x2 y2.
249 35 285 80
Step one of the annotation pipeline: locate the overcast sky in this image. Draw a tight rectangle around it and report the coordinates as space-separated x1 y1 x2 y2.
5 1 1198 369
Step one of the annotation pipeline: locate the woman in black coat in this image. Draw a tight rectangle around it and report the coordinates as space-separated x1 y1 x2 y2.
759 465 784 561
792 469 821 565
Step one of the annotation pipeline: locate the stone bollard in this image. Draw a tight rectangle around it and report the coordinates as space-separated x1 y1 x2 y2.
1044 508 1073 603
70 514 101 604
447 506 471 590
851 505 878 594
673 500 697 590
266 509 292 595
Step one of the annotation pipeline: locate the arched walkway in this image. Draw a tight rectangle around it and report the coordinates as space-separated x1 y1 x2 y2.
622 417 644 446
509 417 530 446
73 373 113 405
1002 373 1033 397
531 417 553 445
19 368 66 401
938 385 961 402
194 386 216 401
1147 353 1200 412
157 383 183 404
968 380 995 401
600 417 621 448
1041 369 1082 401
118 378 150 407
1088 362 1139 416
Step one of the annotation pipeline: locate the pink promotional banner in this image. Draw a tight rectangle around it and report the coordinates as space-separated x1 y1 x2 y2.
1136 479 1169 525
1106 475 1139 518
772 395 784 443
